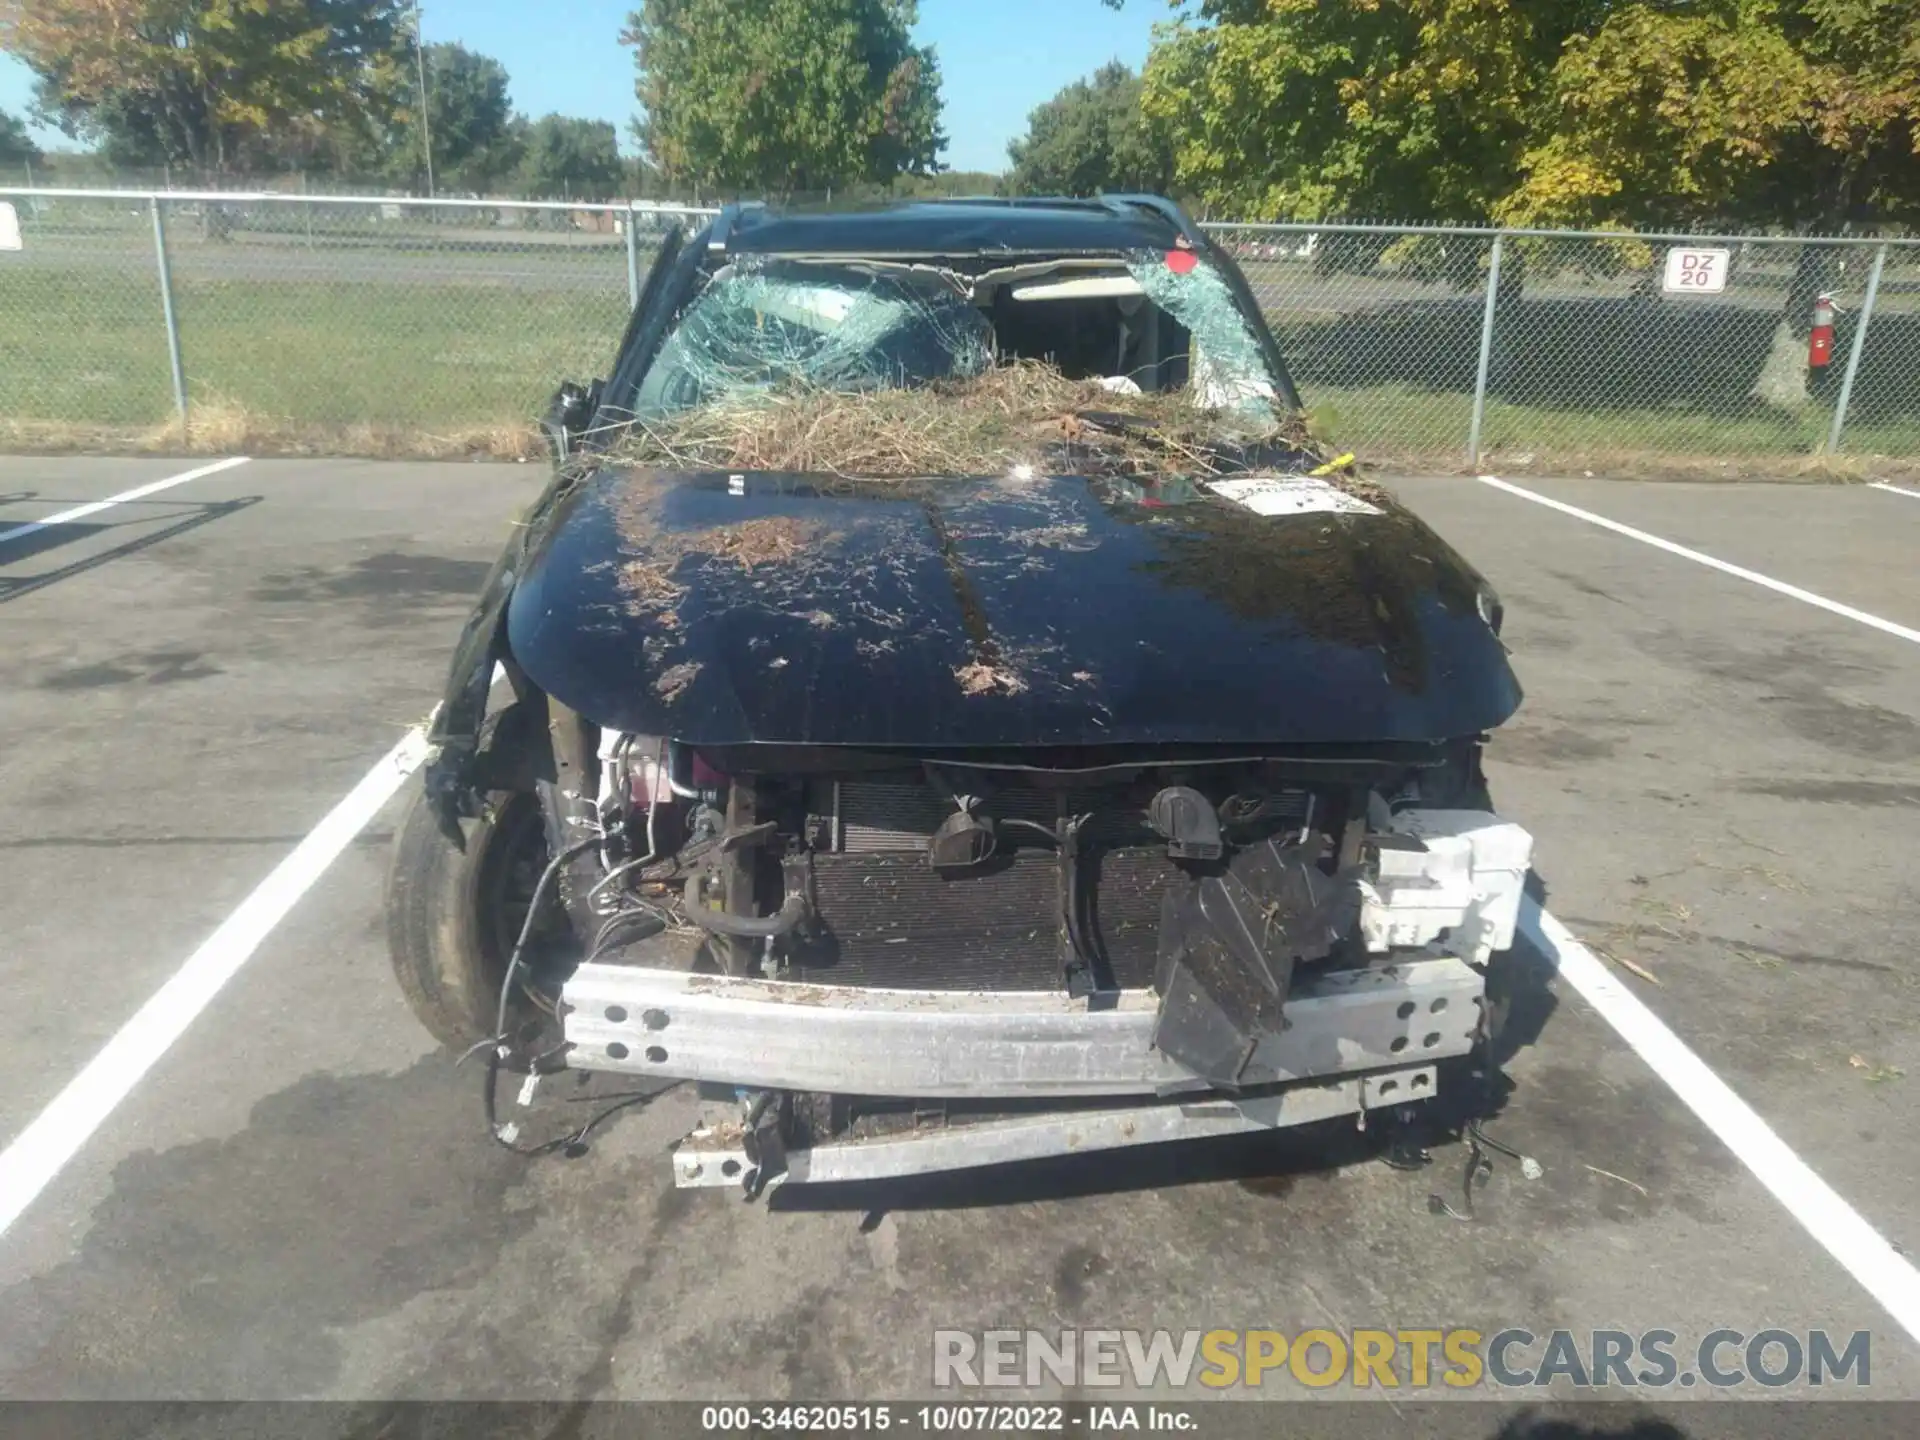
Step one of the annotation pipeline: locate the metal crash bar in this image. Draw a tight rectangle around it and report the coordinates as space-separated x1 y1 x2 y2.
561 956 1482 1099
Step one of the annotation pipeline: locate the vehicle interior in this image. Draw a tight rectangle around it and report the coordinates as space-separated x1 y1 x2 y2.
629 252 1270 419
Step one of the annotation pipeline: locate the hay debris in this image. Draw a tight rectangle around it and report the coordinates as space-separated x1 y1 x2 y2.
615 515 823 613
620 560 685 607
608 360 1317 482
653 661 701 700
955 662 1028 696
689 516 817 568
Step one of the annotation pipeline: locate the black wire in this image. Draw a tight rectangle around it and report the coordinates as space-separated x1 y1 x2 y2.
1467 1118 1527 1163
998 817 1061 845
482 831 616 1157
483 1049 667 1157
561 1088 663 1104
564 1091 662 1147
586 906 669 964
1426 1024 1532 1220
1429 1135 1495 1223
493 832 603 1050
485 824 707 1157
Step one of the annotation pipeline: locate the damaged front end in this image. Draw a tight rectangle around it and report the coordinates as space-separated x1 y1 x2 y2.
419 454 1528 1196
553 739 1529 1194
406 205 1532 1195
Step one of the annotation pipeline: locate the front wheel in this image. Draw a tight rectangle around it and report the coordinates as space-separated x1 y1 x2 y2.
384 785 574 1068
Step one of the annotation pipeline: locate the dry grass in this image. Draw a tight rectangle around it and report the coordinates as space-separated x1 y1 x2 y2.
8 375 1904 486
616 515 821 614
0 397 546 463
609 360 1324 482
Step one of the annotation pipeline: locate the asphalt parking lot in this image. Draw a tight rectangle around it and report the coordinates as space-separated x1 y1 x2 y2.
2 455 1918 1430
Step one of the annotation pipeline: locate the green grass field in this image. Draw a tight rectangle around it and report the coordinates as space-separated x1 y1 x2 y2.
1300 382 1920 472
1 267 628 447
4 263 1917 471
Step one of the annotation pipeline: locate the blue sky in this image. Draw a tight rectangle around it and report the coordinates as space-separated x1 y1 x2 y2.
0 0 1164 174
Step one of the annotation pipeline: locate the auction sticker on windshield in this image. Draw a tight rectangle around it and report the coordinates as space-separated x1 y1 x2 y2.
1206 475 1383 517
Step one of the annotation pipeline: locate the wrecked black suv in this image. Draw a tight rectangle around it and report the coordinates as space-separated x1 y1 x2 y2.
387 196 1530 1193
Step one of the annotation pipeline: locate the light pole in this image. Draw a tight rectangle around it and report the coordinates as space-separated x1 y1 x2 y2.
413 0 435 197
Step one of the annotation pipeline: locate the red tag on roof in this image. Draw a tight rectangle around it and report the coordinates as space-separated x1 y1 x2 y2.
1164 249 1198 274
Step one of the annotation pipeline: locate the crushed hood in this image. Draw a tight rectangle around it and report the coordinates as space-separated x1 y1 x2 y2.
505 466 1522 748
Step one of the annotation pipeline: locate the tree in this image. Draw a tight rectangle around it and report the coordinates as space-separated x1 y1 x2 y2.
620 0 945 194
1128 0 1920 231
1499 1 1920 231
516 115 624 200
0 0 414 176
1136 0 1592 222
386 42 523 192
1491 2 1920 406
0 108 38 166
1006 61 1173 197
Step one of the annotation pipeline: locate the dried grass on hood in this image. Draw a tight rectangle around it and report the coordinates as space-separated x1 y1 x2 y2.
608 360 1322 482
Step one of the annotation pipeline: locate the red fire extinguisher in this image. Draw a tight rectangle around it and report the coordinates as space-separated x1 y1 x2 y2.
1809 293 1836 368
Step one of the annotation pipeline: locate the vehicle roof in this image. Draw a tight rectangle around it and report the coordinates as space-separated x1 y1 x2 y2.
719 197 1192 257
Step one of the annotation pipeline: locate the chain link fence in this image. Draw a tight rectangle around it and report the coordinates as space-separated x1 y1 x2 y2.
3 188 1916 474
1213 222 1920 477
0 189 712 456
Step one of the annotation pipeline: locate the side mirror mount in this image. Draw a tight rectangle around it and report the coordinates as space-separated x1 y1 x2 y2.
540 378 604 464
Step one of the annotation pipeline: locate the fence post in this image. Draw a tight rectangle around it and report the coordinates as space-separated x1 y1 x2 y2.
626 201 642 310
150 196 189 431
1826 243 1887 455
1466 232 1504 469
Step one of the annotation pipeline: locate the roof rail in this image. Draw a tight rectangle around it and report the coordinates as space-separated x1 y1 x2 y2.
706 200 767 252
1098 194 1207 247
936 195 1111 211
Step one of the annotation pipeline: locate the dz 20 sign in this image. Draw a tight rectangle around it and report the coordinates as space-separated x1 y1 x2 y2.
1663 247 1731 294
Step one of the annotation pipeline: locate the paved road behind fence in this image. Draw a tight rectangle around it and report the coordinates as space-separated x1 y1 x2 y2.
3 189 1915 474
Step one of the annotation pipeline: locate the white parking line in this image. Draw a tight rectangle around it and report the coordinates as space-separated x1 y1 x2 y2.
1524 901 1920 1345
0 726 430 1239
1869 482 1920 502
1477 474 1920 648
0 456 252 547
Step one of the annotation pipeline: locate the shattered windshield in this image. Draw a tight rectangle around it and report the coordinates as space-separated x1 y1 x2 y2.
633 261 995 418
1124 251 1279 414
612 246 1298 480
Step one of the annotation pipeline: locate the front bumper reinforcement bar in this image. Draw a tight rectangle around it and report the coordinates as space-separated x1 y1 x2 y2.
671 1065 1438 1190
561 955 1481 1099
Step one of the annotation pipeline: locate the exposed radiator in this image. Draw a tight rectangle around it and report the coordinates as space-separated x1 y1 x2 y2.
785 780 1312 991
822 781 1060 853
786 846 1174 990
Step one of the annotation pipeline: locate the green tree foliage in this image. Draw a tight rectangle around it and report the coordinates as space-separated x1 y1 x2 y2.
516 115 624 200
621 0 945 194
0 107 39 165
1 0 414 175
1130 0 1920 230
1138 0 1586 221
387 42 523 192
1500 0 1920 229
1006 61 1173 197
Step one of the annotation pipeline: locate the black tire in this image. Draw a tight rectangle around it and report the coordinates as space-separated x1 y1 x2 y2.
385 783 572 1067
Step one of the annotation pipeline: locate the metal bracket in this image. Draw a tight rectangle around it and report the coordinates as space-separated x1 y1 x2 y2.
669 1065 1439 1189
